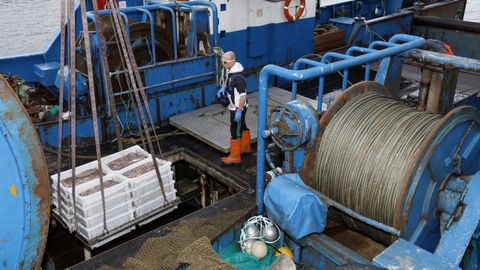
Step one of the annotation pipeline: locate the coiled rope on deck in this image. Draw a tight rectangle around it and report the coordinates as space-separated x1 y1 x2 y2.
314 92 441 243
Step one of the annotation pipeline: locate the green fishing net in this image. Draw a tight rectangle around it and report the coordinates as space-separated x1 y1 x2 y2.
220 242 277 270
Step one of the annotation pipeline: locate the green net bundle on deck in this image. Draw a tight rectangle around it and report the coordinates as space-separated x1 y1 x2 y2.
220 242 277 270
100 210 248 270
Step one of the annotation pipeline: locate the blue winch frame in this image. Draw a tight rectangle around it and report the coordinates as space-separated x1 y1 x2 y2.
256 33 480 268
256 34 427 214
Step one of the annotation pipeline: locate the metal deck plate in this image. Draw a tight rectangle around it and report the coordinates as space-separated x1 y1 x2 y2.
170 87 317 153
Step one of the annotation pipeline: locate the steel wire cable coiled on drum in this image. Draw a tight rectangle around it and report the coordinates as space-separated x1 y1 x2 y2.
313 92 442 243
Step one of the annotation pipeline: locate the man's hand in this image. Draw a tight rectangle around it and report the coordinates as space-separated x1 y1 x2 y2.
217 85 226 97
234 109 242 122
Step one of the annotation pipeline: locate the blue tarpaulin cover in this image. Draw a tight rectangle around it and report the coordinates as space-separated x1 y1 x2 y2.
264 173 328 240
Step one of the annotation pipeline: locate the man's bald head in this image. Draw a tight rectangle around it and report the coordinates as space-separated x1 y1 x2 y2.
222 51 236 70
223 51 236 61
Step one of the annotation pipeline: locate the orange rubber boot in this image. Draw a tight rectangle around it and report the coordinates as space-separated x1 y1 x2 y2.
221 139 242 164
241 130 252 154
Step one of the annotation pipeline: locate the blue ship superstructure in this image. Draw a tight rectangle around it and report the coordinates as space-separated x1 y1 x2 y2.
0 0 476 147
1 0 480 269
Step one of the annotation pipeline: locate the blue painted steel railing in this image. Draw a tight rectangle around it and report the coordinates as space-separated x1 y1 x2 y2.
87 1 219 63
257 34 427 214
290 34 425 112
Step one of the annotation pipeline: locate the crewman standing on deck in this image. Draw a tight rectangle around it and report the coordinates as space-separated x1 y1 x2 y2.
217 51 251 164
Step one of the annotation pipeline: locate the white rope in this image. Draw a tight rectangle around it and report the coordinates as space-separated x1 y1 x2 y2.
239 215 282 253
213 46 226 86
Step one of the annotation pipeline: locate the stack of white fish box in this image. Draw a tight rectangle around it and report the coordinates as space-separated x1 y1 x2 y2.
51 145 177 246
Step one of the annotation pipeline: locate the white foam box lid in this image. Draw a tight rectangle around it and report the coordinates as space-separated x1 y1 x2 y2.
101 145 150 172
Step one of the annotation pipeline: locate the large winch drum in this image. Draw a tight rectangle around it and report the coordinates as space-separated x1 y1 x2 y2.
302 81 480 250
0 75 50 269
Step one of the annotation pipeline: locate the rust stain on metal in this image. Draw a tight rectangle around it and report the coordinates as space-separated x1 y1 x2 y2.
23 98 50 268
189 94 201 108
3 111 13 120
0 73 50 268
393 105 480 238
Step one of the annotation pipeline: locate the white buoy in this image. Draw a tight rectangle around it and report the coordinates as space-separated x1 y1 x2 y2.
241 238 255 253
250 240 268 259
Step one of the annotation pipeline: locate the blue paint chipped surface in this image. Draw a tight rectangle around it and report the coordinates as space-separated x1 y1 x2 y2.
0 77 49 269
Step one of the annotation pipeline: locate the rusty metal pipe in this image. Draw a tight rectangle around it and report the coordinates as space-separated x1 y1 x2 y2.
417 68 432 111
413 15 480 34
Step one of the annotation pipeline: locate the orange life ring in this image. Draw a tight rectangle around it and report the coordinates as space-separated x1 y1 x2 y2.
284 0 305 21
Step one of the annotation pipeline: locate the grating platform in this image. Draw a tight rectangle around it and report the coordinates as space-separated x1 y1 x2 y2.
169 87 317 153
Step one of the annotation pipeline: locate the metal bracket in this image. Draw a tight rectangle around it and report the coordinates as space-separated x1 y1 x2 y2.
435 172 480 267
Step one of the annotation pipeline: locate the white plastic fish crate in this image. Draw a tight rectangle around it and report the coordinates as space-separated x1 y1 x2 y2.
51 193 75 217
53 201 132 233
128 169 174 190
75 200 134 228
53 175 131 230
133 182 176 207
77 210 135 240
138 204 178 227
129 171 175 198
134 190 177 218
119 158 173 183
52 208 76 233
52 175 129 209
53 192 132 219
74 175 129 208
101 145 150 171
89 226 136 249
50 160 112 199
51 190 72 208
75 190 132 217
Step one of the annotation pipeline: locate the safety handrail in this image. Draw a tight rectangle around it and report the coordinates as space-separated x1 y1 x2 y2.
135 8 156 64
86 11 130 40
147 0 220 47
406 49 480 71
257 34 426 214
345 47 378 81
87 1 219 61
291 34 422 112
175 3 199 57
